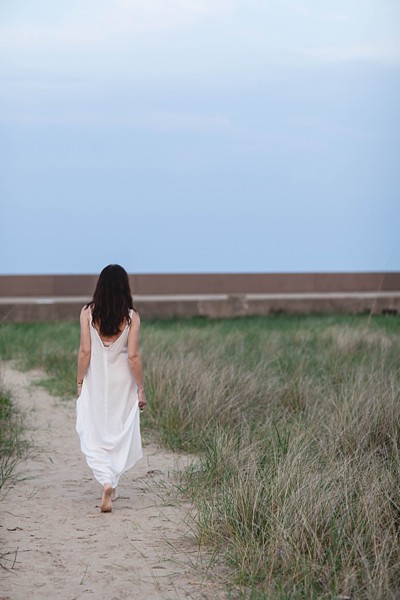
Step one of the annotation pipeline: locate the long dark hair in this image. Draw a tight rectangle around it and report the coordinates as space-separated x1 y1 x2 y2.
87 264 135 336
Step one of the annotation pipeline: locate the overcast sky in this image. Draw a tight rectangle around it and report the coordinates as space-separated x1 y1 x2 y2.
1 0 399 274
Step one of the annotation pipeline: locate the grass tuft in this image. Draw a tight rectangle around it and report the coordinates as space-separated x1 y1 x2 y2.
0 382 29 491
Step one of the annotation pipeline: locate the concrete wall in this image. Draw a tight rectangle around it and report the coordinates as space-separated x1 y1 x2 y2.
2 272 400 296
1 273 399 321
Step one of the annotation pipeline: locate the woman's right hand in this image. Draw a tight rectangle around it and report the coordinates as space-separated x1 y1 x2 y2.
138 389 147 410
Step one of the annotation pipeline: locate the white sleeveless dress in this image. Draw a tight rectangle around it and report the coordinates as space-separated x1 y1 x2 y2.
76 309 142 488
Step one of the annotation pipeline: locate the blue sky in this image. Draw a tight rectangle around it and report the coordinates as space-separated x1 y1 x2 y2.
1 0 399 274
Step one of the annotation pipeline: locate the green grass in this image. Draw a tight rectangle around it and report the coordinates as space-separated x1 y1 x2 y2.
0 383 29 491
0 321 80 396
1 313 400 598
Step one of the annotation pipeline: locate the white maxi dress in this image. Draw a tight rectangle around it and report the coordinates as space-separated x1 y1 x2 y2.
76 309 142 488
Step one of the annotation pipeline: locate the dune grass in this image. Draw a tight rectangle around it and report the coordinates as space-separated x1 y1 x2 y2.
0 321 79 397
0 382 29 491
0 313 399 598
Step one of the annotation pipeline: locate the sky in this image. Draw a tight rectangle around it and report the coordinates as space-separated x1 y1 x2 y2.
1 0 399 274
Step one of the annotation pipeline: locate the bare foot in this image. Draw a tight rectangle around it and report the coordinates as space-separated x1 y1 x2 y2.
111 488 119 502
100 484 113 512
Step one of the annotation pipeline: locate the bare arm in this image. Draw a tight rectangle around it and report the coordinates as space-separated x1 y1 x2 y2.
77 306 91 396
127 311 147 409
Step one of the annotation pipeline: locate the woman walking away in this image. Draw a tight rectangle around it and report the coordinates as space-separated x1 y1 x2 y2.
76 264 146 512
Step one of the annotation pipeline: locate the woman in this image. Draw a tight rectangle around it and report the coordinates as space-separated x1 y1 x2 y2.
76 264 146 513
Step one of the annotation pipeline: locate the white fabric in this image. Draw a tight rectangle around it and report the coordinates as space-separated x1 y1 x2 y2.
76 310 142 488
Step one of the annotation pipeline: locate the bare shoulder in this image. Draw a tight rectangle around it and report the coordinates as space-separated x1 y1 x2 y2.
130 309 140 324
80 305 91 323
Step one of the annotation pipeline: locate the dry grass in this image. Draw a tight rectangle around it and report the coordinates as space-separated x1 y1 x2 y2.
140 316 400 599
0 378 29 493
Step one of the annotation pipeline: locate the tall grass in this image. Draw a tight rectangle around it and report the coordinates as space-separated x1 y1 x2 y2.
1 314 399 597
0 322 80 396
0 382 29 491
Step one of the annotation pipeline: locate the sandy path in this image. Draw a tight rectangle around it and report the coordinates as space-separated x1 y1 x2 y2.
0 365 226 600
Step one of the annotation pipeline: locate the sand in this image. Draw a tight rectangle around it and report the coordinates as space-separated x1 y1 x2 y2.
0 365 227 600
